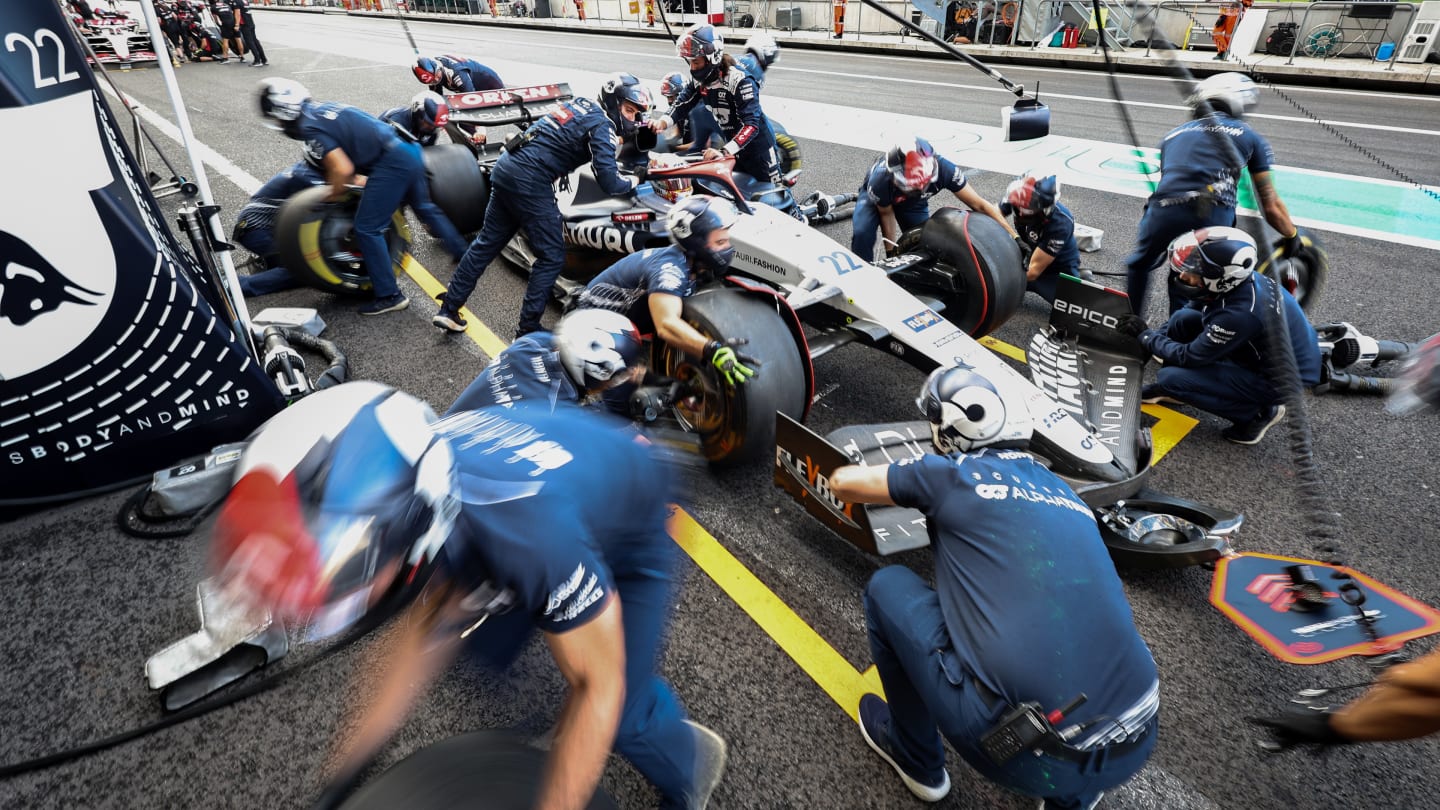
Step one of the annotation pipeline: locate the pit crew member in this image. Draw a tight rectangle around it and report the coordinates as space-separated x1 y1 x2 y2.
232 157 324 297
412 54 505 94
209 385 727 810
575 195 757 388
379 90 450 148
1125 73 1303 315
1001 172 1081 302
829 364 1160 810
257 78 470 315
737 31 780 88
850 136 1015 263
447 308 645 413
433 73 651 339
1117 227 1321 445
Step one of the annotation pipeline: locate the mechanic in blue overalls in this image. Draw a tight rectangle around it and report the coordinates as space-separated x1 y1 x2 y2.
1125 72 1302 315
433 73 650 339
850 136 1015 263
412 54 505 94
378 90 449 147
829 364 1160 810
657 71 714 155
447 308 646 413
575 195 757 388
257 78 470 315
232 156 324 297
1001 172 1082 303
210 387 726 810
1118 227 1320 445
653 25 799 215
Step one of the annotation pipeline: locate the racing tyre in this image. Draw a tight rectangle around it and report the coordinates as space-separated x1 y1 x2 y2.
274 187 411 296
423 143 489 235
655 289 806 466
917 208 1026 337
774 128 802 179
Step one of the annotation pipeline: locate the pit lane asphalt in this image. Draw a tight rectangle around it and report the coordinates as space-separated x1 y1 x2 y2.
2 12 1438 810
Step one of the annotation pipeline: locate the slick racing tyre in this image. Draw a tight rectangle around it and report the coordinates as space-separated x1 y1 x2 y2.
654 289 806 467
338 731 617 810
916 208 1026 337
274 187 410 296
774 128 803 180
423 143 489 235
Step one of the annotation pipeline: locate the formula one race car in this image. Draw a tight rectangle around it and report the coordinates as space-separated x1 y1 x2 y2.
775 274 1244 569
75 7 159 68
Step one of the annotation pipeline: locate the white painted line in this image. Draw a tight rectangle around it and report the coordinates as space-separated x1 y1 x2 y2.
97 83 263 195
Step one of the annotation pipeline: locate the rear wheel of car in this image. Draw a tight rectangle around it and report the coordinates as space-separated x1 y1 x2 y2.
273 186 411 296
919 208 1026 337
423 143 489 236
774 130 802 179
655 289 806 467
1257 244 1327 313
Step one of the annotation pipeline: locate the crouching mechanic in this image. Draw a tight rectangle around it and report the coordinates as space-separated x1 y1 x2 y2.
379 91 449 147
211 385 727 810
1001 172 1081 303
1117 227 1321 445
851 137 1015 263
434 72 651 339
447 308 646 413
575 195 757 388
828 365 1160 809
256 78 470 315
232 158 324 297
412 54 505 94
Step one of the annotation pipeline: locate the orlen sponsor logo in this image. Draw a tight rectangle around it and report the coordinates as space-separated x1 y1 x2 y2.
775 445 860 528
564 223 642 253
450 84 565 109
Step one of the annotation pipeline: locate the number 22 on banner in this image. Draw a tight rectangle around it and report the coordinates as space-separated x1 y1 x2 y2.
6 29 81 90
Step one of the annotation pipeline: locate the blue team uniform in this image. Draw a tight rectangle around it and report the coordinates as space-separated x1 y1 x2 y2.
297 101 469 300
1015 201 1081 303
442 97 634 337
1125 113 1275 313
233 160 323 296
850 155 970 261
575 246 695 332
669 67 783 187
1140 272 1320 424
446 333 580 414
431 55 504 93
867 449 1159 808
736 53 767 89
378 105 440 147
431 405 700 807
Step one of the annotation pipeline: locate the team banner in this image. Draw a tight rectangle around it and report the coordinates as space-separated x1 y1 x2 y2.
0 2 281 505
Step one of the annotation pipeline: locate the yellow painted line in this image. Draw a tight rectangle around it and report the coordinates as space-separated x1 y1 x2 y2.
668 509 886 721
400 254 1193 724
401 254 509 358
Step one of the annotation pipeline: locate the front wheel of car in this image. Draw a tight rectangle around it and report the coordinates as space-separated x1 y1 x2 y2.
654 289 807 467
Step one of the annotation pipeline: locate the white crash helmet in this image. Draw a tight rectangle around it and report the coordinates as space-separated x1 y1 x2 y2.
916 364 1033 453
554 309 646 392
257 77 310 128
1188 72 1259 118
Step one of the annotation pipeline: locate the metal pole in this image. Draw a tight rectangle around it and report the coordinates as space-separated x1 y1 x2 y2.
135 0 257 355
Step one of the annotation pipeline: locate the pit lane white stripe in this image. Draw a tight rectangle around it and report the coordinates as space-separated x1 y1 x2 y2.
96 83 263 195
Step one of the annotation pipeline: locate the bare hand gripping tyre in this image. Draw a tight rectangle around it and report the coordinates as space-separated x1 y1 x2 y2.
423 143 489 236
918 208 1026 338
654 289 806 467
274 186 411 296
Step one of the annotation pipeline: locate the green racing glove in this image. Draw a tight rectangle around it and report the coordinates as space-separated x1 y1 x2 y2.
704 339 759 386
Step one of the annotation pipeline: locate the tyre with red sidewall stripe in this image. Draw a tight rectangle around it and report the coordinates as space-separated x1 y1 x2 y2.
916 207 1026 337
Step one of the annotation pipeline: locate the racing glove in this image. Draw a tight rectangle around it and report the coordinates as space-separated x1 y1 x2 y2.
1251 705 1349 753
1116 314 1151 338
704 339 759 386
1276 228 1305 259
